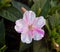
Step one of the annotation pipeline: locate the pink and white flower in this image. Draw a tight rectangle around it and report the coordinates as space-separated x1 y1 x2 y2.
14 11 46 44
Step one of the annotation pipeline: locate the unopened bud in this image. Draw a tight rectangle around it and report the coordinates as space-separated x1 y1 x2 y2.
21 7 27 13
54 42 59 48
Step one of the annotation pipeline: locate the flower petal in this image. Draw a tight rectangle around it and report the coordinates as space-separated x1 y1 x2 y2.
21 30 32 44
15 19 25 33
14 25 23 33
23 11 36 24
34 16 46 28
16 19 23 26
33 28 44 40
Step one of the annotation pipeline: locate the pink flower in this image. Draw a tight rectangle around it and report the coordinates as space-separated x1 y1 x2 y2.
14 11 46 44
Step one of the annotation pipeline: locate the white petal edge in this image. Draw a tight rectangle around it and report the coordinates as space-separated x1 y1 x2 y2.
15 19 26 33
34 16 46 28
16 19 23 26
21 31 32 44
33 28 44 40
14 25 23 33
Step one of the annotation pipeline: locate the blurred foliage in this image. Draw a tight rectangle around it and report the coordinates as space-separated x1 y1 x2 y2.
0 0 60 52
0 45 7 52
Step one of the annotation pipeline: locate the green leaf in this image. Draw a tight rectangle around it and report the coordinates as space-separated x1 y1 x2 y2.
0 19 5 47
45 20 51 36
57 26 60 34
0 0 30 22
31 3 41 16
40 0 50 17
11 0 30 13
33 41 41 52
49 4 60 15
33 39 51 52
48 16 56 29
0 0 11 9
0 7 22 22
31 0 47 16
33 0 47 8
0 45 7 52
31 0 50 17
19 42 32 52
48 11 60 29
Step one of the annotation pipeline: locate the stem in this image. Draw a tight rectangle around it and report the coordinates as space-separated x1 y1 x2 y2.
45 20 51 36
0 45 7 51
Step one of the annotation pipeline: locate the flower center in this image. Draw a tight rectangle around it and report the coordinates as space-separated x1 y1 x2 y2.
28 24 33 30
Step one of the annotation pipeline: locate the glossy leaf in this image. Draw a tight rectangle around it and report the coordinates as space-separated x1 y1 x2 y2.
11 0 30 13
0 7 22 22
